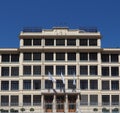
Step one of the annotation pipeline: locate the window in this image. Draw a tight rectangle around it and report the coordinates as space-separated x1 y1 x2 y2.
33 66 41 75
33 95 41 106
45 66 53 75
1 96 9 106
56 80 63 89
68 80 75 89
111 67 119 76
89 53 97 61
67 53 76 61
111 81 119 90
11 95 19 106
1 67 9 76
90 80 98 89
111 54 118 62
33 39 41 45
90 95 98 105
80 66 88 75
23 66 31 75
56 66 65 75
80 53 88 61
80 95 88 105
23 80 31 90
90 66 98 75
11 54 19 62
67 39 76 46
102 81 109 90
33 80 41 90
23 95 31 106
102 67 109 76
111 95 119 105
56 53 65 60
24 39 32 46
1 81 9 90
56 39 65 46
23 53 32 61
80 39 88 46
45 39 54 46
102 95 110 105
45 80 53 89
67 66 76 75
89 39 97 46
101 54 109 62
33 52 41 61
80 80 88 90
45 52 53 61
2 54 10 62
11 81 19 90
11 67 19 76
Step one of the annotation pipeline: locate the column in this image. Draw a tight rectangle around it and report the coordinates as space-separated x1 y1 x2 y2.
53 95 56 113
41 95 44 113
65 94 68 113
77 94 80 113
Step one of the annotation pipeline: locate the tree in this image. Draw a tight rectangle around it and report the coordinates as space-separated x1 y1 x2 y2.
93 108 98 112
30 108 34 112
20 108 25 113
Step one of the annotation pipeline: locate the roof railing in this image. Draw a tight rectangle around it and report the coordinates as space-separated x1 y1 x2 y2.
23 27 42 32
79 27 98 33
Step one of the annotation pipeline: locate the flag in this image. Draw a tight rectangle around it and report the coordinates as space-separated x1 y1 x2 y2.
48 72 56 82
73 73 76 85
61 72 65 84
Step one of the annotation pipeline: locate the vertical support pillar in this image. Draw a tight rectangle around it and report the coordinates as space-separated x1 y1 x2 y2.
77 94 80 112
65 94 68 113
41 95 44 113
53 94 56 113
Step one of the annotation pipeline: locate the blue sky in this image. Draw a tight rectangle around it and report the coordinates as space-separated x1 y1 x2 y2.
0 0 120 48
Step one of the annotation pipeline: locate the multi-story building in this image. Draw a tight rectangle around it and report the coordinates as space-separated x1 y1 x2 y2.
0 27 119 113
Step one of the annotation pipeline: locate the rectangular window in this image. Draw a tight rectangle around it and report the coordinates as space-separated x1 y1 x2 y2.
56 66 65 75
89 39 97 46
90 80 98 89
45 52 53 61
68 53 76 61
56 80 63 89
102 95 110 105
80 80 88 90
45 66 53 75
56 39 65 46
56 53 65 60
1 81 9 90
90 66 98 75
102 67 109 76
111 54 118 62
24 39 32 46
11 54 19 62
89 53 97 61
67 66 76 75
101 54 109 62
102 81 109 90
33 66 41 75
67 39 76 46
11 81 19 90
80 39 88 46
111 95 119 105
23 95 31 106
2 54 10 62
90 95 98 105
1 67 9 76
23 80 31 90
80 53 88 61
33 80 41 90
45 80 53 89
111 67 119 76
45 39 54 46
11 67 19 76
111 81 119 90
33 52 41 61
33 39 41 46
80 95 88 105
11 95 19 106
23 66 31 75
23 53 32 61
68 80 75 89
33 95 41 106
80 66 88 75
1 96 9 106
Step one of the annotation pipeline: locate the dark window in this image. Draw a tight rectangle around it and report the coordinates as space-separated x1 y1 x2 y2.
102 67 109 76
33 66 41 75
56 53 65 60
23 95 31 106
11 54 19 62
23 66 31 75
1 67 9 76
89 39 97 46
56 39 65 46
45 53 53 61
80 39 88 46
33 52 41 61
80 95 88 105
1 96 9 106
2 54 10 62
24 39 32 46
111 54 118 62
80 66 88 75
102 95 110 105
111 95 119 105
89 53 97 61
45 39 54 46
90 66 97 75
80 80 88 90
45 80 53 89
68 53 76 61
23 80 31 90
56 66 65 75
1 81 9 90
90 80 98 89
11 81 19 90
45 66 53 75
23 53 32 61
111 81 119 90
11 67 19 76
101 54 109 62
56 80 63 89
102 81 109 90
80 53 88 61
33 95 41 106
67 39 76 46
67 66 76 75
90 95 98 105
33 80 41 90
11 96 19 106
111 67 119 76
68 80 75 89
33 39 41 45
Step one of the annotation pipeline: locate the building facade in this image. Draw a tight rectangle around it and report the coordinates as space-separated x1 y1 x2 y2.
0 27 119 113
